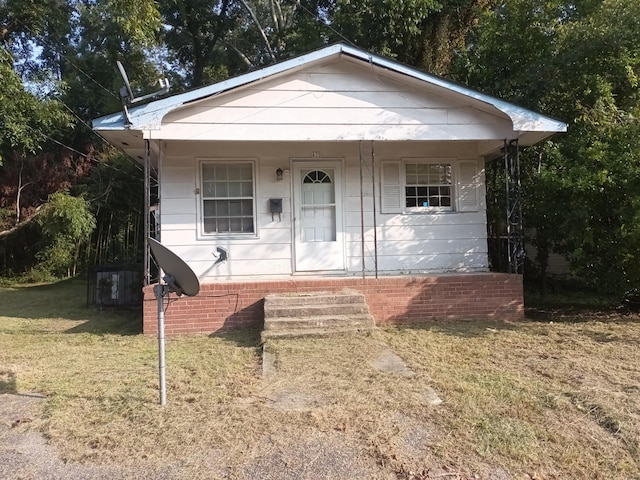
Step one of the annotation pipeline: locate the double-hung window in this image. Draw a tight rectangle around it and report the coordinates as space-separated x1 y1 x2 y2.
404 163 453 212
201 161 255 235
380 159 479 214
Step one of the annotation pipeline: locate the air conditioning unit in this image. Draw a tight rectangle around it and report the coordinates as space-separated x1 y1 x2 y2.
88 266 143 308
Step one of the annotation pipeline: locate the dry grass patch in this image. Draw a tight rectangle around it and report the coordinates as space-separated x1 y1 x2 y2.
1 279 640 479
381 317 640 478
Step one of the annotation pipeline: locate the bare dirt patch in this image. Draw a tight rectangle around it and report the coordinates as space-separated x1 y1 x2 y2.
0 393 180 479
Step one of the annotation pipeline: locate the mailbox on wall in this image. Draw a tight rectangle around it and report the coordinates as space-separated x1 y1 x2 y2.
270 198 283 221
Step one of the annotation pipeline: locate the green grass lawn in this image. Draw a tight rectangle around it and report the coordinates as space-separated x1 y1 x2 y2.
1 278 639 479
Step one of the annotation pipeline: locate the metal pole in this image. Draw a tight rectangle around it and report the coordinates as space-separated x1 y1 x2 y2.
371 141 378 279
358 141 366 279
515 139 524 274
157 140 162 243
144 140 151 285
154 282 167 406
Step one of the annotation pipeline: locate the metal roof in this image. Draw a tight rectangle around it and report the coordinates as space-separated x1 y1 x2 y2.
92 43 567 135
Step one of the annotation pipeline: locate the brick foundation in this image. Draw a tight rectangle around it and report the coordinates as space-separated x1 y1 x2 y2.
142 273 524 336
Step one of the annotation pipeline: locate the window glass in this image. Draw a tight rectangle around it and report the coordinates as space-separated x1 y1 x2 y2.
405 163 452 211
228 183 241 197
201 162 255 234
241 181 253 196
303 170 332 184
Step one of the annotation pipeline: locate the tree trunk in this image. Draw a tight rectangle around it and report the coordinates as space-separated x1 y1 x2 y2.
240 0 277 63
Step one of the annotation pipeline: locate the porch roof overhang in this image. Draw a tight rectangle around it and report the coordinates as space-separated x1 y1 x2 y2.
92 43 567 161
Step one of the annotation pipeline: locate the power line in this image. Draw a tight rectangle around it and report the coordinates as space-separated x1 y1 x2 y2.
14 18 118 100
19 122 144 182
9 16 154 177
10 18 156 176
58 102 146 175
11 14 152 176
297 3 359 48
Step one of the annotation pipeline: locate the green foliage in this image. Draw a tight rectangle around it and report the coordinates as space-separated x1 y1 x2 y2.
2 0 639 300
330 0 439 57
330 0 494 74
0 207 12 229
0 48 73 165
158 0 330 88
34 191 96 277
159 0 243 87
101 0 162 47
81 150 145 265
1 0 161 276
555 120 640 292
455 0 640 295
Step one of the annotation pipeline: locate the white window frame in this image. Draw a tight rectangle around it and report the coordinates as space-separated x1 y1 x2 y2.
403 160 454 213
380 158 480 214
196 159 257 238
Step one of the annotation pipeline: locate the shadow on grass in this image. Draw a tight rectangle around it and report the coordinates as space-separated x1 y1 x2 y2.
0 276 143 335
520 281 640 325
0 277 97 321
389 308 640 342
209 327 262 348
64 310 142 335
524 281 621 312
524 305 640 325
389 319 523 339
577 328 640 346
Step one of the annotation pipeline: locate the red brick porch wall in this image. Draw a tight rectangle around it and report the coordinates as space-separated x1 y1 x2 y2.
142 273 524 336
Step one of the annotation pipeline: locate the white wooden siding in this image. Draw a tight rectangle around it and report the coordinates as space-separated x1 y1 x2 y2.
356 253 488 272
159 141 488 282
158 60 514 142
346 239 486 255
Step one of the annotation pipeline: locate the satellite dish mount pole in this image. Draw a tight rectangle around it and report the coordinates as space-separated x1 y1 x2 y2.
154 278 168 406
147 237 200 406
116 60 170 126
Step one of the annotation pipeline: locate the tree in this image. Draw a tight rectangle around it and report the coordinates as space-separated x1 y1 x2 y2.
158 0 330 88
34 191 96 278
454 0 640 294
0 48 73 166
329 0 496 75
1 0 161 276
159 0 242 87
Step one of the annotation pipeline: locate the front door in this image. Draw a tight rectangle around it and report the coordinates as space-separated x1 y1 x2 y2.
293 160 345 272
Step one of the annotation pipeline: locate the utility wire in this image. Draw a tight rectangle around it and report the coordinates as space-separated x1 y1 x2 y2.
20 122 144 182
297 3 358 48
12 23 156 177
59 102 146 175
12 16 149 176
14 18 118 99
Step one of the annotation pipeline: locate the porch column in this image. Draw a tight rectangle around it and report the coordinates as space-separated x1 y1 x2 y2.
144 139 151 285
504 139 524 274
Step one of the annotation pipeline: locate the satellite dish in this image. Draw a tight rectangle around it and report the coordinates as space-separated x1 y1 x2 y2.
148 237 200 297
116 60 135 103
116 61 170 105
147 237 200 406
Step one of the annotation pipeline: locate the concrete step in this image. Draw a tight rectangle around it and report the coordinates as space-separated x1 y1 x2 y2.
264 314 375 331
264 302 370 319
261 325 375 341
264 291 365 307
262 289 375 340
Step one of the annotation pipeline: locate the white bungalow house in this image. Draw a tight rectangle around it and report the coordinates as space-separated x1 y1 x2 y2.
93 43 566 335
